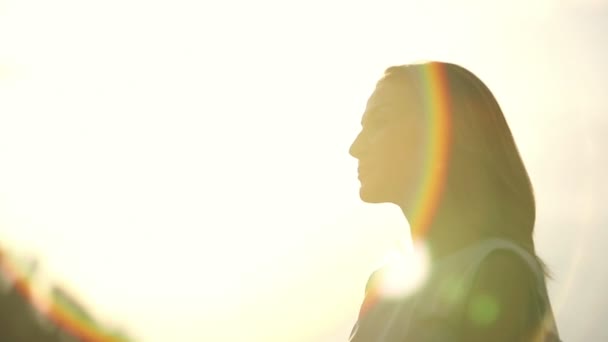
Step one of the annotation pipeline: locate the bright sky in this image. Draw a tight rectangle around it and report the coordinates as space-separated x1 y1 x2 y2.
0 0 607 341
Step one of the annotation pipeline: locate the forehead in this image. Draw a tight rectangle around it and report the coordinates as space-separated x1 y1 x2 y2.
361 81 414 124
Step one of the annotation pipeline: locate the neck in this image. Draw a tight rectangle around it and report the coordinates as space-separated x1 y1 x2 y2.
400 190 487 262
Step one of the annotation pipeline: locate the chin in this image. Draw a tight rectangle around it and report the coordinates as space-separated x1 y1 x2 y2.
359 185 393 204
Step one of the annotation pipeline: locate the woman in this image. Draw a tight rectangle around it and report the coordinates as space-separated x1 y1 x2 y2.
348 62 560 341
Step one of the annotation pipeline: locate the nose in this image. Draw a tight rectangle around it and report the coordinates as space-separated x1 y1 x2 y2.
349 131 363 158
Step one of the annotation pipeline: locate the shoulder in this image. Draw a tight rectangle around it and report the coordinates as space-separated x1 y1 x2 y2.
469 249 538 316
461 248 542 341
476 248 537 286
465 239 543 298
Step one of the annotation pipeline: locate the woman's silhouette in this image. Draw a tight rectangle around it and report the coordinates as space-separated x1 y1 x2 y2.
348 62 560 341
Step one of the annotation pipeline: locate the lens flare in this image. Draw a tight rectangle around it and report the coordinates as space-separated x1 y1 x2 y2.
409 62 453 238
376 242 430 299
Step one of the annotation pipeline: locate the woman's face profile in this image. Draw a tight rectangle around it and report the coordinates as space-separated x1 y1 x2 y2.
349 80 425 206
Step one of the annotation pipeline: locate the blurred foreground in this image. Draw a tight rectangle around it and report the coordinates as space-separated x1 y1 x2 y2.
0 244 134 342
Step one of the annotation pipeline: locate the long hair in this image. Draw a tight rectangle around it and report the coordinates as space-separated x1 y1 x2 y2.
381 62 539 259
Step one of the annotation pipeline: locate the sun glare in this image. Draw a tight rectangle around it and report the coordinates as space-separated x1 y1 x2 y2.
376 242 430 299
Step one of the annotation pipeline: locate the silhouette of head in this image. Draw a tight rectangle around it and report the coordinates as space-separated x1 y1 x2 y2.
350 61 535 247
349 72 425 206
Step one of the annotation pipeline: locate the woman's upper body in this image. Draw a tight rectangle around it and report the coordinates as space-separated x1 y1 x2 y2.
348 61 560 341
348 238 560 342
